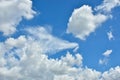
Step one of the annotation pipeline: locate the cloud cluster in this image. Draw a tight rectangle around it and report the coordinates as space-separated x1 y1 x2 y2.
67 0 120 40
0 26 79 80
0 0 120 80
0 0 36 35
0 30 120 80
0 27 120 80
0 32 120 80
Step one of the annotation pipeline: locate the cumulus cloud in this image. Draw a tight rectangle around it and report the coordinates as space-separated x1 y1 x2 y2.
0 27 120 80
67 5 107 40
0 0 36 35
101 66 120 80
0 0 120 80
67 0 120 40
0 26 80 80
61 51 83 67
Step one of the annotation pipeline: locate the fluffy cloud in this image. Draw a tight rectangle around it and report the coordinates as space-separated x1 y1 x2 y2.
0 26 80 80
0 0 120 80
96 0 120 12
67 0 120 40
61 51 83 67
0 27 120 80
0 0 36 35
101 66 120 80
67 5 107 40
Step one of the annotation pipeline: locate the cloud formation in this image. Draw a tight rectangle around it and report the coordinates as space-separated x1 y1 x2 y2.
0 0 36 35
96 0 120 12
67 5 107 40
0 35 120 80
0 26 80 80
0 0 120 80
67 0 120 40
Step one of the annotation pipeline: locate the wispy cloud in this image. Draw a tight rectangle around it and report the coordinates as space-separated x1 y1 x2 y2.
99 50 112 65
107 31 114 40
96 0 120 12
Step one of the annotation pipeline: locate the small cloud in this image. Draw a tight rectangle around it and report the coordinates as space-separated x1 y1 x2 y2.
99 58 109 65
103 50 112 57
107 31 114 40
99 49 112 65
73 46 79 52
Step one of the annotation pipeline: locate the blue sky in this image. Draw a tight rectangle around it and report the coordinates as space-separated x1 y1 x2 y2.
0 0 120 80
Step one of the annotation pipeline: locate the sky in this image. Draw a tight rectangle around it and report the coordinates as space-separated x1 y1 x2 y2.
0 0 120 80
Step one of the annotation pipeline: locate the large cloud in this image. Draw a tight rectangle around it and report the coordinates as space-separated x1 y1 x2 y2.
0 26 79 80
0 0 36 35
67 5 107 40
0 27 120 80
67 0 120 40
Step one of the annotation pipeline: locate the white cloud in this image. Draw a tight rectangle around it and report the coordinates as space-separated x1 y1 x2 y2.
26 27 79 54
0 28 120 80
103 50 112 57
61 51 83 67
99 50 112 65
0 0 120 80
96 0 120 12
107 31 114 40
99 58 109 65
101 66 120 80
67 0 120 40
0 26 80 80
67 5 107 40
0 0 36 35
